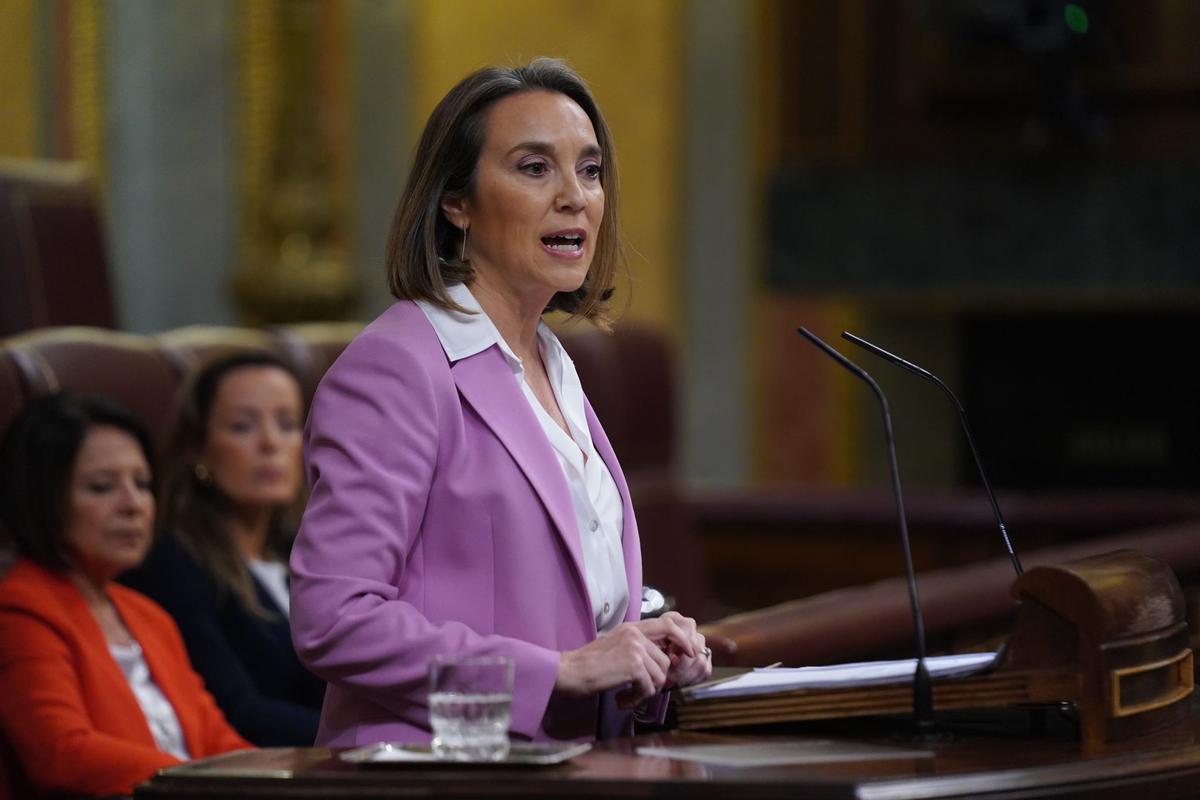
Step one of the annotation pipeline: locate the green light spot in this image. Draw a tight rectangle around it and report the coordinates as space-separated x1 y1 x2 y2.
1065 4 1089 35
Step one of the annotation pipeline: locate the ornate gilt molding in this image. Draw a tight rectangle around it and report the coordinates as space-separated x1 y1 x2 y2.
234 0 356 323
239 0 280 258
67 0 104 193
0 0 38 157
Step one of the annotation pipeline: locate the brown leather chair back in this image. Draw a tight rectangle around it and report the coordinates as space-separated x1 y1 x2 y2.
1 328 179 447
0 353 27 450
0 160 116 336
559 322 711 619
156 325 281 380
271 322 364 403
0 320 715 620
558 322 676 476
0 344 24 566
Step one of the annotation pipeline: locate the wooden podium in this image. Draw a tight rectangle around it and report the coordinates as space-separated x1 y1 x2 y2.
677 549 1195 751
136 551 1200 800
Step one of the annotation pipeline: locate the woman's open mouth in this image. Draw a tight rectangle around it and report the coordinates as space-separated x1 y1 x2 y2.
540 229 586 258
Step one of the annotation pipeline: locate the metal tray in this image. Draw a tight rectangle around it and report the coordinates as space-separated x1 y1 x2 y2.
339 741 591 766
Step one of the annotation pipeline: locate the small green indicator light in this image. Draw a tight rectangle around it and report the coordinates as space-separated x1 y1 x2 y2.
1065 4 1089 35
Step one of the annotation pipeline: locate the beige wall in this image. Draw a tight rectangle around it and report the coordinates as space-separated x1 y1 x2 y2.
409 0 683 336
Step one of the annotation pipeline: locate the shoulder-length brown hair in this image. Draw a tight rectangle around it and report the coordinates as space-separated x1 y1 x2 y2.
386 57 621 327
158 351 304 617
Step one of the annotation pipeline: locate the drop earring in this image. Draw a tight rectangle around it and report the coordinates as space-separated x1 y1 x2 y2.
193 463 212 484
460 225 470 264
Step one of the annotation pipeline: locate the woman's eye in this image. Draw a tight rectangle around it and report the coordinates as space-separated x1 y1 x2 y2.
581 163 602 180
520 160 548 176
228 421 253 434
279 418 300 433
87 482 115 494
136 478 154 492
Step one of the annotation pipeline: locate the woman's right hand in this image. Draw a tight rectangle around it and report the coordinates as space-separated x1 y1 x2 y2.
556 624 670 706
555 615 699 707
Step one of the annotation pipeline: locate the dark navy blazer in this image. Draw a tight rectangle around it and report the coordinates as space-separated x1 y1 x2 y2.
121 534 324 746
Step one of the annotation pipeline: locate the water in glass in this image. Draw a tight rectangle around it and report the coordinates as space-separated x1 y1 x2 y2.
429 691 512 761
428 655 513 761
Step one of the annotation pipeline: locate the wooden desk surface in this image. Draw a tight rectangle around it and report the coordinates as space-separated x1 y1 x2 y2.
136 709 1200 800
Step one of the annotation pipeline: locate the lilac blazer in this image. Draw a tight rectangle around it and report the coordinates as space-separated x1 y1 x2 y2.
289 301 645 746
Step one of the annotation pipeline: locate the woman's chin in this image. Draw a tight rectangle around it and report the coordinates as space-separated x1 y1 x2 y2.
549 266 591 295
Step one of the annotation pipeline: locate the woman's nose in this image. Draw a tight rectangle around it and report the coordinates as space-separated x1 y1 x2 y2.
118 481 150 514
259 423 283 451
556 174 586 211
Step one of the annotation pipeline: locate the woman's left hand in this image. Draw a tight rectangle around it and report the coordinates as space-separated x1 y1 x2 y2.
631 611 712 688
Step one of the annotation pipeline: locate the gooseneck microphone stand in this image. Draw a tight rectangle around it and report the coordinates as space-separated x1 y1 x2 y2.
841 331 1023 577
797 327 935 735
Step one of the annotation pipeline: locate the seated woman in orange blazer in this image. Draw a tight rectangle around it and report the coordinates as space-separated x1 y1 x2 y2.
0 394 249 798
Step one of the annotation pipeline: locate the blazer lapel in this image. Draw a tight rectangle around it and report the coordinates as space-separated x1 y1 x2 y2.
452 345 591 607
54 575 158 747
583 396 643 623
117 592 203 753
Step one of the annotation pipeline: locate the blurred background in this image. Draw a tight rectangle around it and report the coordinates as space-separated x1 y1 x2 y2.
3 0 1200 613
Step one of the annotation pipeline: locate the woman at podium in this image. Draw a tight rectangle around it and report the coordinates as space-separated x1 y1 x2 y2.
289 58 711 747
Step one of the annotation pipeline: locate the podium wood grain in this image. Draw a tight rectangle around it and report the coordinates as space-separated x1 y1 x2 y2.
681 550 1194 752
136 705 1200 800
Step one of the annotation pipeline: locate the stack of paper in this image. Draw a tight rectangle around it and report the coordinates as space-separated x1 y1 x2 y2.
676 652 1001 730
686 653 998 700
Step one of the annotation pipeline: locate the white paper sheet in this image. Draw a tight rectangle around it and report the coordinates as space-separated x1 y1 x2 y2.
685 652 997 700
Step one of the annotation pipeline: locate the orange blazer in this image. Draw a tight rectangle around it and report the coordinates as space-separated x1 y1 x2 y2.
0 559 250 798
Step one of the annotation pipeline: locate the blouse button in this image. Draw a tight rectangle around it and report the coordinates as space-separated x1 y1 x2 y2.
589 519 600 532
603 602 611 615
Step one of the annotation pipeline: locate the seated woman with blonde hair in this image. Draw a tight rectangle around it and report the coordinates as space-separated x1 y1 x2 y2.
0 394 249 798
122 351 324 746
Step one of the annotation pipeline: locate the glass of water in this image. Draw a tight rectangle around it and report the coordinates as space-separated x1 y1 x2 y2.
428 655 513 761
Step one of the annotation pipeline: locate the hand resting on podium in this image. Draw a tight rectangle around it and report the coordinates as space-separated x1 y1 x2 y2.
557 612 712 709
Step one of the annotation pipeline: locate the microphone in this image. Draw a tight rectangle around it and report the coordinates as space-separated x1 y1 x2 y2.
841 331 1023 577
797 327 934 734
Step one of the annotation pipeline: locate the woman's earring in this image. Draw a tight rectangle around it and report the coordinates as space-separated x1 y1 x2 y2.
460 225 470 264
193 463 212 484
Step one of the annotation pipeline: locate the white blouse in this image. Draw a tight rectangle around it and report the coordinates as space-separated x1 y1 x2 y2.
418 284 629 632
247 557 291 616
109 641 190 760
